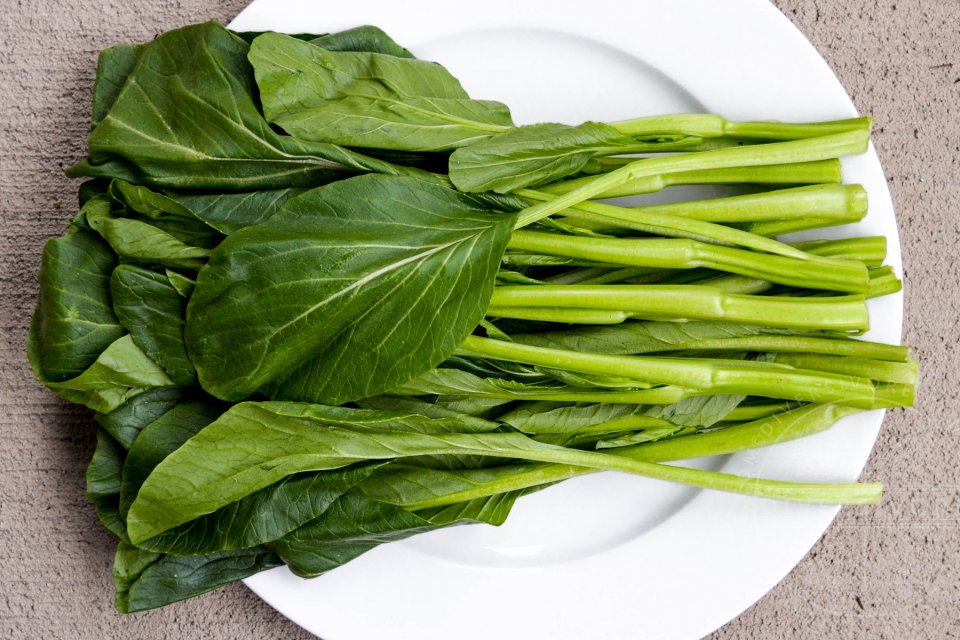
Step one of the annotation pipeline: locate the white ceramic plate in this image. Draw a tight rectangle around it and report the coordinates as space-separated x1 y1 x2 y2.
230 1 903 638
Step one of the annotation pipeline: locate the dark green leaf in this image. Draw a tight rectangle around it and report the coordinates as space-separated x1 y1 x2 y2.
449 121 636 193
86 206 211 271
135 464 383 555
273 488 523 577
87 427 128 538
415 488 523 526
31 335 175 413
309 25 415 58
87 428 125 499
187 175 516 403
270 494 436 577
119 401 223 519
28 229 124 382
164 270 195 298
351 462 540 511
107 181 222 249
91 44 142 130
111 265 196 386
123 401 579 541
249 32 513 151
113 542 280 613
95 386 184 449
165 189 307 235
71 22 423 190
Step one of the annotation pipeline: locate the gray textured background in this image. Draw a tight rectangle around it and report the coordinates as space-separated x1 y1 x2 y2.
1 1 957 638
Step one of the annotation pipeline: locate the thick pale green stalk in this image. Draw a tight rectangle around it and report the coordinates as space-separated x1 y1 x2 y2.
515 130 870 228
456 335 881 406
555 236 886 288
793 237 887 267
747 217 847 236
607 113 871 141
544 161 843 199
577 267 680 286
387 403 871 510
489 285 869 331
418 385 695 404
771 353 918 384
519 190 847 264
556 184 865 230
722 402 801 421
645 335 910 362
484 306 634 324
506 232 869 293
866 266 903 298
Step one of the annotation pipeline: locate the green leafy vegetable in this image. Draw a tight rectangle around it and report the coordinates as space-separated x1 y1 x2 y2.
250 32 514 151
449 121 638 193
28 230 124 382
29 20 917 614
111 265 196 386
186 175 517 403
71 22 423 190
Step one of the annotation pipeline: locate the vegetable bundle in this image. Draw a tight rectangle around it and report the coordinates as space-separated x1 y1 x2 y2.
29 21 917 613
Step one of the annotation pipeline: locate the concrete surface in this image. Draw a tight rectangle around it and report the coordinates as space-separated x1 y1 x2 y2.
1 1 957 638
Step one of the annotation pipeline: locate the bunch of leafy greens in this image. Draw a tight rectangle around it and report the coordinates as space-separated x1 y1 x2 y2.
29 21 916 613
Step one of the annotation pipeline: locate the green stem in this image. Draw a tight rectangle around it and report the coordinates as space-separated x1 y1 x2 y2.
746 218 845 236
607 114 871 141
515 130 870 228
866 266 902 298
562 236 886 288
669 336 909 361
506 231 869 293
489 285 869 331
485 306 634 325
544 161 843 199
722 402 801 421
378 403 873 510
578 267 678 285
608 184 866 224
793 237 887 267
519 190 846 264
457 335 882 406
771 353 918 384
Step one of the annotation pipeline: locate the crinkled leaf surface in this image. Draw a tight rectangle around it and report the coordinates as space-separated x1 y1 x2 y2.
449 121 636 193
309 25 415 58
113 542 279 613
86 206 210 271
119 401 223 520
95 386 184 449
249 32 513 151
71 22 420 190
111 265 196 386
125 401 604 543
186 175 516 404
29 334 175 414
165 188 307 235
28 230 124 382
134 464 383 555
